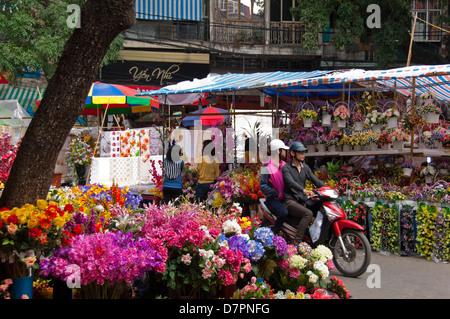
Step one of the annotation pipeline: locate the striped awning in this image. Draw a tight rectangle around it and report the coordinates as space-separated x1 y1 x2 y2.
139 70 332 96
0 85 43 114
135 0 202 21
375 75 450 103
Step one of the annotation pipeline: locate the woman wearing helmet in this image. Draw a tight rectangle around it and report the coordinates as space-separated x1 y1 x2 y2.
282 141 325 245
259 139 290 235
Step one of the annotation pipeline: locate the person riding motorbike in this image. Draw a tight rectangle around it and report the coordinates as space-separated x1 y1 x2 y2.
281 141 325 245
259 139 290 235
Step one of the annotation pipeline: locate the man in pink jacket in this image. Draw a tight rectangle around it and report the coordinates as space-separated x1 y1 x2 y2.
259 139 289 235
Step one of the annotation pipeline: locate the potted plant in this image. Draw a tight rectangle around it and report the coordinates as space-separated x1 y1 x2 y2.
298 109 318 128
333 104 350 128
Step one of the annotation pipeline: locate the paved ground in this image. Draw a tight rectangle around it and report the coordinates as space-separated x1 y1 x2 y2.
330 251 450 299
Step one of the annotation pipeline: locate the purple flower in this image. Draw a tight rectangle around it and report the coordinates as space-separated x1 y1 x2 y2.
227 235 250 258
273 236 288 257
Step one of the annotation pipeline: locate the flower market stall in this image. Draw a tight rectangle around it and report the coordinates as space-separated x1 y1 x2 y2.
1 64 450 300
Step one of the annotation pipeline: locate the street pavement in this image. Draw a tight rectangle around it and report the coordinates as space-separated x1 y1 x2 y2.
330 251 450 299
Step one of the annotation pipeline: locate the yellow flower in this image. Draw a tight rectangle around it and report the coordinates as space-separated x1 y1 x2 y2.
53 217 66 229
37 199 48 210
27 218 39 229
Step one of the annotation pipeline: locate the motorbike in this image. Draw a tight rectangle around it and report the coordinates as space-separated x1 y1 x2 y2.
258 185 371 277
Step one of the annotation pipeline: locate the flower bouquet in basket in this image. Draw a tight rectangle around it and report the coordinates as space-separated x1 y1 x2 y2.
351 112 366 123
298 109 318 120
237 277 275 299
65 136 95 167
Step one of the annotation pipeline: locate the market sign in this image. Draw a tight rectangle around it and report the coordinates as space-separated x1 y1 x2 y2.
99 50 210 87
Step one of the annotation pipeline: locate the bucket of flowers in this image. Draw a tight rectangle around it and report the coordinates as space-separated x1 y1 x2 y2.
365 109 384 133
418 92 441 124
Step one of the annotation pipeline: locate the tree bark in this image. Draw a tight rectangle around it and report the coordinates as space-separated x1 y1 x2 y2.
0 0 136 208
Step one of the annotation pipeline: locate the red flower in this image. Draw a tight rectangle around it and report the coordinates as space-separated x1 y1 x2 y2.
40 218 51 230
0 220 3 229
64 204 74 214
29 227 43 238
72 224 82 235
6 215 19 224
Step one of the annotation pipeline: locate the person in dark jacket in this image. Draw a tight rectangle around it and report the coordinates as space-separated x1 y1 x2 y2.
282 141 325 244
259 139 290 235
162 144 184 205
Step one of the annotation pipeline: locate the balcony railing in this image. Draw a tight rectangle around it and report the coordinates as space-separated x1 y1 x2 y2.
211 20 306 45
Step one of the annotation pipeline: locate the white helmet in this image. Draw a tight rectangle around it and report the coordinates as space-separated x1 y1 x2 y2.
270 139 289 151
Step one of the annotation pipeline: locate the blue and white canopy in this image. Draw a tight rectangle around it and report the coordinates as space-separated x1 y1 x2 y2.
138 64 450 103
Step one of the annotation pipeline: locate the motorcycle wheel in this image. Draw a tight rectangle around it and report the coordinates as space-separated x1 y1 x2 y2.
331 229 371 278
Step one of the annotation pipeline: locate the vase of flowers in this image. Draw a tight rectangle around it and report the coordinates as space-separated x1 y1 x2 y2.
299 109 318 128
65 136 94 185
333 104 350 128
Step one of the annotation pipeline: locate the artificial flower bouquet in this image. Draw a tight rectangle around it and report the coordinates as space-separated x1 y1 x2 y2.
389 128 410 142
420 165 437 177
351 112 366 123
401 161 416 170
365 109 384 126
382 106 400 119
299 109 318 119
333 104 350 120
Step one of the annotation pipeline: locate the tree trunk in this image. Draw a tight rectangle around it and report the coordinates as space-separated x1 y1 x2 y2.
0 0 136 209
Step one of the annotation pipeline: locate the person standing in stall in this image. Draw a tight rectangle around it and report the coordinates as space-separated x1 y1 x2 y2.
194 139 220 203
162 144 184 205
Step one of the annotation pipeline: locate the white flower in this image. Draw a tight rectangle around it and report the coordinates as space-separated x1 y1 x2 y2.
311 245 333 262
307 271 319 284
222 219 242 235
313 261 330 280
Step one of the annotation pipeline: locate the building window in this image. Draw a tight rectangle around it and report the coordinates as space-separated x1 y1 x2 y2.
409 0 443 42
215 0 264 20
270 0 297 22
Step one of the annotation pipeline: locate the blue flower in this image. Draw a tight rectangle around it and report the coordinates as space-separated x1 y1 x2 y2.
247 240 265 262
254 227 274 247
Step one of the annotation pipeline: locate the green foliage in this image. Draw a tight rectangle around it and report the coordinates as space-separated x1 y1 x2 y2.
0 0 123 84
291 0 412 68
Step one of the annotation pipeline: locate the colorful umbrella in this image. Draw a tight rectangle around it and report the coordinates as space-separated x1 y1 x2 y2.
83 82 159 115
181 106 229 127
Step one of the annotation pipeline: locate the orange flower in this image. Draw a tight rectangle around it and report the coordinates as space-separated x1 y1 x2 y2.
40 218 51 230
